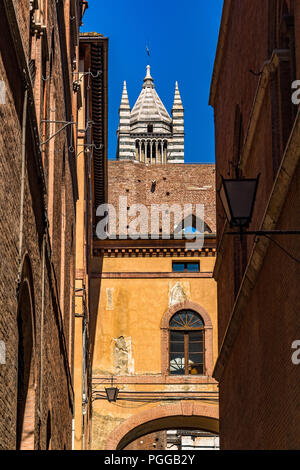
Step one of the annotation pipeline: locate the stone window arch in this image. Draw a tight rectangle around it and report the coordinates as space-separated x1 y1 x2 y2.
163 140 168 162
151 139 157 161
161 301 214 377
174 214 212 235
135 140 140 160
146 139 151 162
141 140 145 162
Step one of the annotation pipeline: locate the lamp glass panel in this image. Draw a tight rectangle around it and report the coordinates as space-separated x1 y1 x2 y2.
220 184 232 222
223 179 258 226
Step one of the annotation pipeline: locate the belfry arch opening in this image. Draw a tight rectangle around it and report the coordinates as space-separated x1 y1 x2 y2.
135 139 168 164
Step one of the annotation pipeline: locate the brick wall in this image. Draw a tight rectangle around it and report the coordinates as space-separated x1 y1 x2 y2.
220 164 300 449
107 161 216 234
212 0 300 449
0 0 81 450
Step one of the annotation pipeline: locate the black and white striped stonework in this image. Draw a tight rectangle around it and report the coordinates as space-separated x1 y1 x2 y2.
117 66 184 164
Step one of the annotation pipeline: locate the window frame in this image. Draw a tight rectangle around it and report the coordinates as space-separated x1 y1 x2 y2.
169 310 205 376
172 261 200 273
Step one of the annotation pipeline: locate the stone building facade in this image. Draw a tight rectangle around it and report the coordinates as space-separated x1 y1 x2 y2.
87 59 219 446
117 66 184 163
72 68 218 448
90 161 219 450
210 0 300 449
0 0 87 450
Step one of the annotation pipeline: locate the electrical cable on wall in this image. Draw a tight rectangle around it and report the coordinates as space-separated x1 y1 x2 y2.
263 234 300 264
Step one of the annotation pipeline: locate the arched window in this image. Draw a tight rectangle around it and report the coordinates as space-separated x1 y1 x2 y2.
174 215 212 235
169 310 204 376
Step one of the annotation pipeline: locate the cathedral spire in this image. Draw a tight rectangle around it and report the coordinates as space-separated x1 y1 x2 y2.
169 81 185 163
117 80 135 160
172 81 183 110
120 81 130 110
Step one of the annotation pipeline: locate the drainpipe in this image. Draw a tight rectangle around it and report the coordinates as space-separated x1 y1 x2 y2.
17 87 28 278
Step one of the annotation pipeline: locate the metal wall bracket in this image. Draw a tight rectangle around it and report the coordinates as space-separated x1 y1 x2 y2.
72 69 102 91
40 120 76 148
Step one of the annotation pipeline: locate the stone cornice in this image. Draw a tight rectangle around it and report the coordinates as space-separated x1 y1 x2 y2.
93 272 213 279
93 235 216 258
93 246 216 258
93 234 216 258
213 108 300 382
92 375 218 386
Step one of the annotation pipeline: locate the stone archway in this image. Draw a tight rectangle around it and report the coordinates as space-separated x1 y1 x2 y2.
105 402 218 450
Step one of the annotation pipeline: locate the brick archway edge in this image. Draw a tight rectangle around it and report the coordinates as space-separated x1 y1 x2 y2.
161 301 213 329
105 402 219 450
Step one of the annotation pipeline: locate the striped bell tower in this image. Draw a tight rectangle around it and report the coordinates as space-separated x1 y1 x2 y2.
117 81 135 160
116 67 184 164
169 81 185 163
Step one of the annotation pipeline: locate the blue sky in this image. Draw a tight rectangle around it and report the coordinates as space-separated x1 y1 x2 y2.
81 1 223 163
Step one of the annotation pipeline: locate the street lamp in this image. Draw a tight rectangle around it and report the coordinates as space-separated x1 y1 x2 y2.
105 387 119 402
105 377 119 402
219 174 300 241
219 175 260 228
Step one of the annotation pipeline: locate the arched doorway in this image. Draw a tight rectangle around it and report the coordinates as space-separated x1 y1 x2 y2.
105 402 218 450
16 258 36 450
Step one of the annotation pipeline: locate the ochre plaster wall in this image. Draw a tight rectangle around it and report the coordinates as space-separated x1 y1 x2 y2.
91 254 218 449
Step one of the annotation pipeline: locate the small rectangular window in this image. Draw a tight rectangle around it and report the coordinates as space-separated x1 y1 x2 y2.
172 262 200 273
186 263 200 272
172 263 185 272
